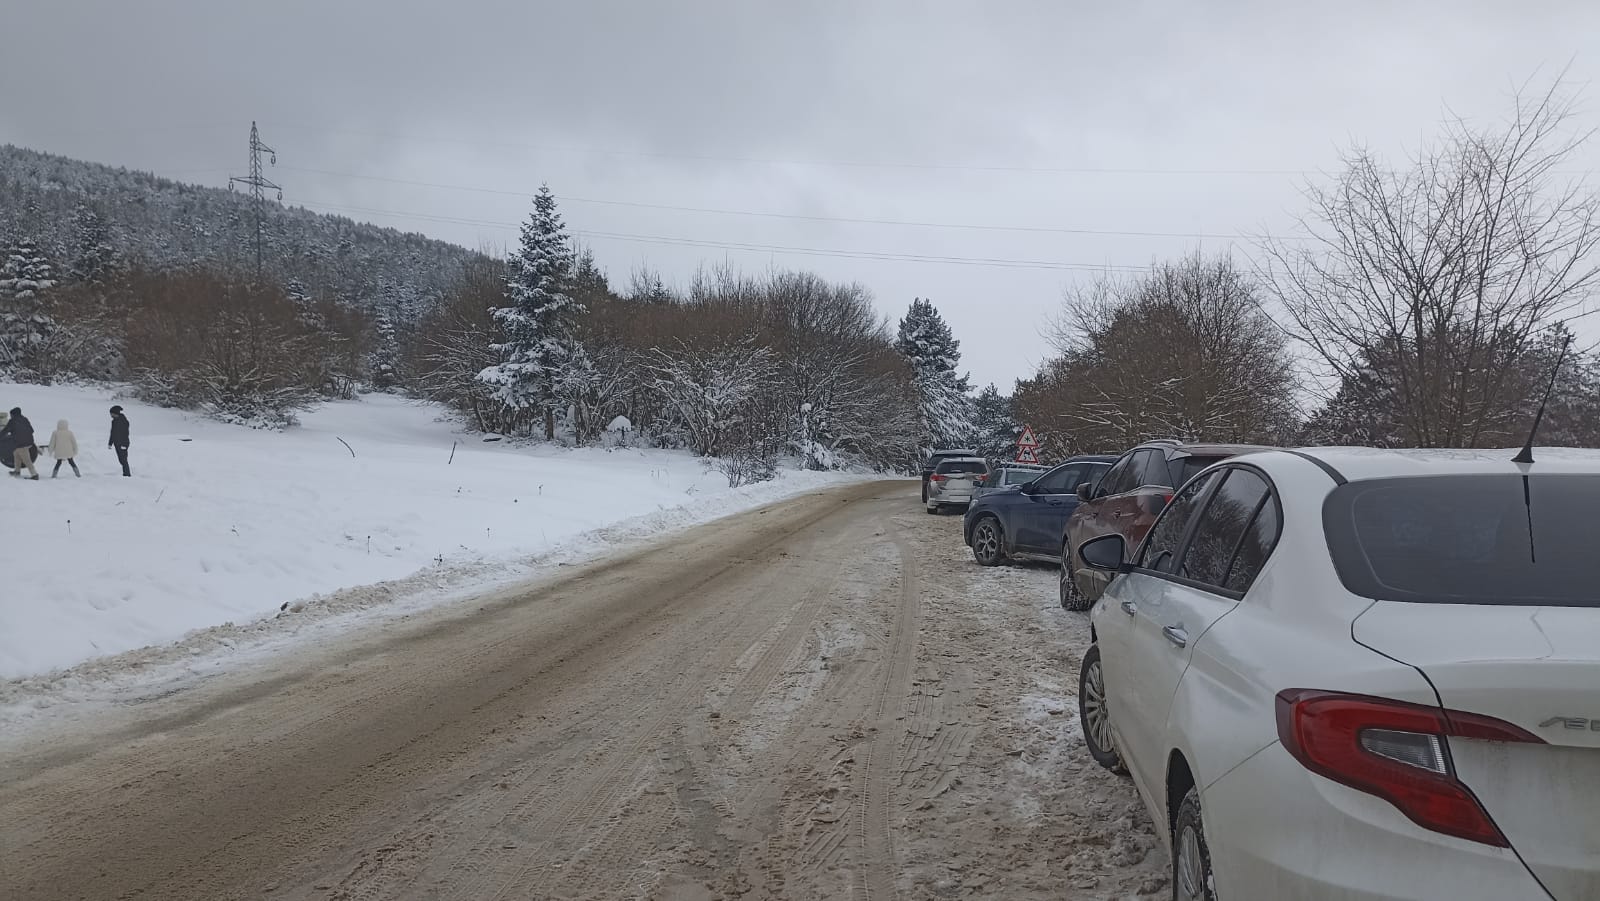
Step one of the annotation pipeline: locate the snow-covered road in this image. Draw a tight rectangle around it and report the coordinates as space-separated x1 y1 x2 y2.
0 481 1166 900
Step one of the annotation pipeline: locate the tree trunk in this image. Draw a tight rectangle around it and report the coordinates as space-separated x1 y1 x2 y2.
544 406 556 441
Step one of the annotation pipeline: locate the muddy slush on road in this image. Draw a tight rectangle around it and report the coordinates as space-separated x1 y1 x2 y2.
0 481 1166 900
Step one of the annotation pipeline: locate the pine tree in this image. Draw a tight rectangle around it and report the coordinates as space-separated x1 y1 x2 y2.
477 185 585 439
570 246 610 306
67 203 118 284
895 298 975 452
285 278 323 329
0 238 57 299
647 277 673 305
0 237 60 379
371 308 400 391
972 383 1020 460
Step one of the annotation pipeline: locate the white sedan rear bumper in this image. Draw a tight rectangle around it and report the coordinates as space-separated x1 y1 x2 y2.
1204 742 1550 900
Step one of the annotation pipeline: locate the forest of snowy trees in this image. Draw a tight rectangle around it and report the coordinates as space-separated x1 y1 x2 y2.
0 148 980 474
406 186 978 477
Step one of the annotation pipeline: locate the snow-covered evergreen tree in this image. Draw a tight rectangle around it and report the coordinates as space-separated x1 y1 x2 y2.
284 278 324 329
67 203 118 284
370 308 400 391
570 246 610 305
895 298 975 451
0 237 61 379
0 238 57 299
477 185 586 439
971 383 1020 460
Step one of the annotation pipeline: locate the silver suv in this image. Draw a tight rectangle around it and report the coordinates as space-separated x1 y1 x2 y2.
925 457 988 514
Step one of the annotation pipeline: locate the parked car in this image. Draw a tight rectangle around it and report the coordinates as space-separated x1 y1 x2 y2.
924 457 988 514
963 456 1113 565
920 448 980 502
1075 448 1600 901
973 462 1049 497
1061 439 1265 610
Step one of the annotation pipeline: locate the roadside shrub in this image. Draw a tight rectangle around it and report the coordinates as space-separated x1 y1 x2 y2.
122 268 365 428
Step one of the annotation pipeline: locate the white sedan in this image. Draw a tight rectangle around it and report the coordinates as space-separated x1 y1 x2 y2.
1074 448 1599 900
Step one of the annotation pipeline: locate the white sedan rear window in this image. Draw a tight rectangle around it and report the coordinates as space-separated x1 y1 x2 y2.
1324 475 1600 607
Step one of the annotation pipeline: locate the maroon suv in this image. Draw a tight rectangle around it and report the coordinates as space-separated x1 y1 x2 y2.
1060 439 1267 609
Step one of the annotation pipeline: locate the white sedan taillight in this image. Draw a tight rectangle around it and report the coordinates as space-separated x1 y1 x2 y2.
1274 689 1544 847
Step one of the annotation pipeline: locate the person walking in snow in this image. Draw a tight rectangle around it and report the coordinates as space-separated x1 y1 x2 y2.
49 420 81 478
3 407 40 479
108 405 131 477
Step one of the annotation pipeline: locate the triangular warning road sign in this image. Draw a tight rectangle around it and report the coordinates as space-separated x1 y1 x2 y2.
1016 447 1040 464
1017 426 1040 449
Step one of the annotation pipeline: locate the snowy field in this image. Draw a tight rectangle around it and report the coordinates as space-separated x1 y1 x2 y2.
0 383 869 683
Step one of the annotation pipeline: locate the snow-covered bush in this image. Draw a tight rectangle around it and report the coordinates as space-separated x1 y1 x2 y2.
645 337 777 458
710 449 777 488
605 414 634 447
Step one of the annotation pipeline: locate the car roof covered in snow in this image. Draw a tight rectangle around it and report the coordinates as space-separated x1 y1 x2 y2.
1160 442 1274 458
1283 446 1600 482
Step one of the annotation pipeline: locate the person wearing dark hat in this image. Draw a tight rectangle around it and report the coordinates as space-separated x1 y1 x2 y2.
3 407 39 479
108 405 131 477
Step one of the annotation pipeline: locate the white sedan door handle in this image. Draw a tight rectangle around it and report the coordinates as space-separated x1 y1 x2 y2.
1162 625 1189 648
1120 600 1137 616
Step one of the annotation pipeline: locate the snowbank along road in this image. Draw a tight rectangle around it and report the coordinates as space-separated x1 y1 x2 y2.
0 481 1167 900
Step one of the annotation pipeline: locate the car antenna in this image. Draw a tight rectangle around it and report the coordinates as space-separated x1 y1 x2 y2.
1512 331 1573 465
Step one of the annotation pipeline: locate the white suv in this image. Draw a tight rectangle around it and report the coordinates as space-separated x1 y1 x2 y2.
924 456 988 514
1076 449 1599 900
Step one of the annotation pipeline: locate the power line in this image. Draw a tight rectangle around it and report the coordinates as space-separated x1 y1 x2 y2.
289 197 1155 272
279 165 1269 241
261 124 1325 176
262 122 1600 178
16 117 1599 178
569 230 1156 272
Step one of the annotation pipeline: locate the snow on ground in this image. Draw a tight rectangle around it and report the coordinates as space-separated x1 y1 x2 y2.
0 382 870 686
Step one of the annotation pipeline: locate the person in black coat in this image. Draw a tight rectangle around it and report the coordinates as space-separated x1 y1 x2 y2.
0 412 14 470
109 405 131 477
3 407 39 479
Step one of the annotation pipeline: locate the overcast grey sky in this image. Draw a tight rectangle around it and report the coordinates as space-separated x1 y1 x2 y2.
4 1 1599 389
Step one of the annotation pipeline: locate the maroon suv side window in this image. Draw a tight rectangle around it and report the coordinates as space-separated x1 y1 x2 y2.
1137 449 1173 488
1098 453 1138 497
1138 471 1219 573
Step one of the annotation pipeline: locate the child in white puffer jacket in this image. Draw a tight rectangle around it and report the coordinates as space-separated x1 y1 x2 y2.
49 420 81 478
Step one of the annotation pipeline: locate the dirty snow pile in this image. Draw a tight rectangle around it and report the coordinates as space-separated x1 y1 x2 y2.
0 383 865 680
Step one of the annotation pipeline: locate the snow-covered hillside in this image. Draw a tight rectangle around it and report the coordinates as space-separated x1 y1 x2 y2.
0 144 480 318
0 384 864 680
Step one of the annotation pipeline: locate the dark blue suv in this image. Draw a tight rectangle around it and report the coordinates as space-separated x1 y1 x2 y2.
963 455 1114 566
